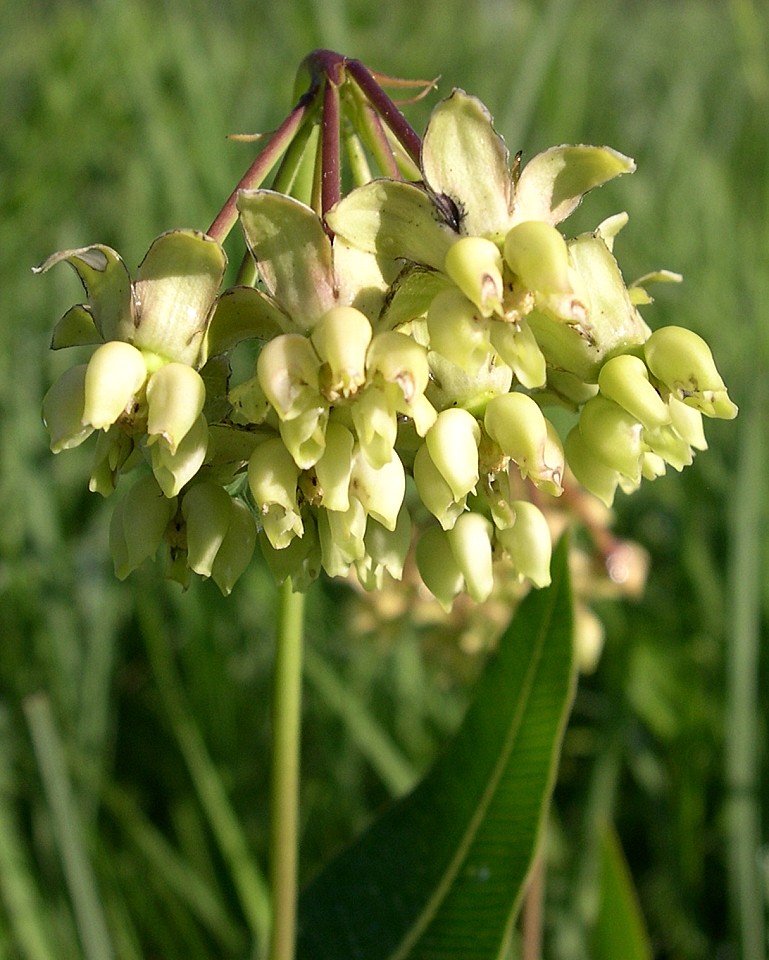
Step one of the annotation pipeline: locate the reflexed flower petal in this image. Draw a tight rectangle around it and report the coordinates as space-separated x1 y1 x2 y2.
83 341 147 430
351 388 398 468
416 525 464 612
315 421 354 511
146 363 206 454
248 438 303 549
447 511 494 603
488 318 546 389
279 405 328 470
425 408 480 501
109 474 176 579
42 364 94 453
413 443 466 531
318 499 367 578
211 499 257 595
182 481 234 577
150 413 209 497
349 446 405 531
496 501 552 587
356 508 412 591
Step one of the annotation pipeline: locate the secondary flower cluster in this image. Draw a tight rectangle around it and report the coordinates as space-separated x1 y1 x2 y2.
38 88 736 604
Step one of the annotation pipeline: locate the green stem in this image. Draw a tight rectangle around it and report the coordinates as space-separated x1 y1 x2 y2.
269 580 306 960
206 99 311 243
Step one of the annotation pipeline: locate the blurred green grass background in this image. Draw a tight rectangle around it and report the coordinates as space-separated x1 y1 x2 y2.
1 0 767 957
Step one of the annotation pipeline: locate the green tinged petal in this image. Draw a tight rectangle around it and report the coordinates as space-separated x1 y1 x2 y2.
50 305 102 349
237 190 336 330
421 89 513 239
34 244 134 343
513 145 635 226
133 229 227 366
42 364 94 453
326 180 456 272
203 286 288 362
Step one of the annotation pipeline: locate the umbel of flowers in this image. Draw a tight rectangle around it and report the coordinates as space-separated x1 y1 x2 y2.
37 57 736 607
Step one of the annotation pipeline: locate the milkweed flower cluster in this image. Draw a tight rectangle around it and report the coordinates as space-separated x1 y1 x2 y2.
38 83 736 605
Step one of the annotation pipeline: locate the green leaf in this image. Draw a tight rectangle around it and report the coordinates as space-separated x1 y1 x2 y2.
421 90 514 240
592 821 653 960
237 190 336 330
326 180 457 272
297 537 575 960
514 145 635 226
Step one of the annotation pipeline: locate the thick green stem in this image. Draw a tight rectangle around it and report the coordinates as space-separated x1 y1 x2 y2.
269 580 306 960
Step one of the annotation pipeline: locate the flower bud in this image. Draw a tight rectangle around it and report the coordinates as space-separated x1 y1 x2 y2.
413 443 466 530
447 511 494 603
366 331 429 404
181 481 233 577
416 525 464 612
314 421 354 512
109 473 177 579
349 446 405 532
578 395 643 482
426 287 491 374
150 412 209 497
311 305 373 400
425 408 481 501
211 498 257 596
597 354 669 430
146 363 206 454
488 318 547 389
247 438 303 549
83 341 147 430
257 333 321 421
644 326 737 419
444 237 504 317
483 392 564 495
503 221 573 297
564 427 620 507
496 501 552 588
42 364 94 453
